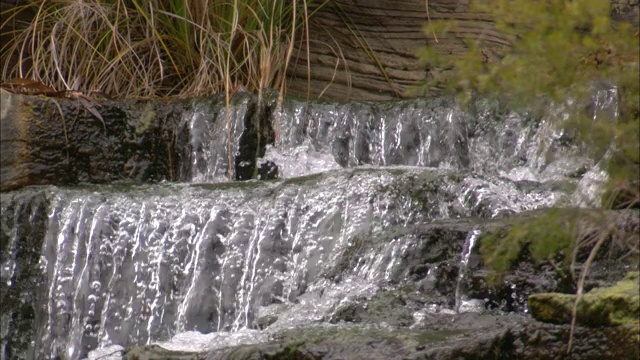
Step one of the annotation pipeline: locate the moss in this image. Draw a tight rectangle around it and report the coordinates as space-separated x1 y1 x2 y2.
527 293 576 324
584 271 640 327
529 271 640 327
225 346 270 360
385 168 410 176
192 181 269 191
271 344 302 360
264 325 466 360
280 172 325 186
135 102 156 135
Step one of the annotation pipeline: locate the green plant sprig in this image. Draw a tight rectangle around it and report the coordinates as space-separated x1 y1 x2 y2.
417 0 638 353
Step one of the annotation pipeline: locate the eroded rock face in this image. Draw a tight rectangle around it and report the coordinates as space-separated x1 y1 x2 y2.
0 90 278 191
285 0 510 101
0 89 190 191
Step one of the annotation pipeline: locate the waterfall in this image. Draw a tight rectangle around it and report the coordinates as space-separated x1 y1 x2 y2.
0 89 618 359
184 95 249 182
454 228 481 313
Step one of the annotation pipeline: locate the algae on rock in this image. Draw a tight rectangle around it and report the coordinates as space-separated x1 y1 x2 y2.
528 271 640 327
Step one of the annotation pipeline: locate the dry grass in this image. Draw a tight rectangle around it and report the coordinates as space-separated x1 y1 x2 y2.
1 0 341 181
0 0 333 99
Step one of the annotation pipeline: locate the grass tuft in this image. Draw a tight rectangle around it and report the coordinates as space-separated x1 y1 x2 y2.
1 0 332 99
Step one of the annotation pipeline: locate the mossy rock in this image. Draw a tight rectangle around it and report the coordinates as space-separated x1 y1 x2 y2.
528 271 640 327
365 290 414 326
329 303 366 324
125 344 203 360
253 314 279 330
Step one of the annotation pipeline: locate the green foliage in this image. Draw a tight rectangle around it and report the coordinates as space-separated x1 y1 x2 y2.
420 0 638 108
419 1 639 189
481 209 578 283
420 0 639 283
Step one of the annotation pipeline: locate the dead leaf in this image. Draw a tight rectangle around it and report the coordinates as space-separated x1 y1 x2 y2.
69 91 106 133
0 78 59 96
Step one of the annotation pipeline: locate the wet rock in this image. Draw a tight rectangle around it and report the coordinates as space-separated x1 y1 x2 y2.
127 314 638 360
125 345 203 360
0 189 50 359
0 89 191 191
511 321 640 360
256 161 279 180
364 290 414 327
206 326 423 360
329 303 366 324
529 271 640 327
87 345 124 360
234 91 276 181
253 315 278 330
471 209 640 312
0 89 281 190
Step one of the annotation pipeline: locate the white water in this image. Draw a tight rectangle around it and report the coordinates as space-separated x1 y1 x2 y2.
0 87 619 359
454 228 482 313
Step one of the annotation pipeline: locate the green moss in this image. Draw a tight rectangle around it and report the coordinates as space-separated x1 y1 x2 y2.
192 181 269 191
280 172 325 186
527 293 576 324
529 271 640 327
584 271 640 327
135 103 156 135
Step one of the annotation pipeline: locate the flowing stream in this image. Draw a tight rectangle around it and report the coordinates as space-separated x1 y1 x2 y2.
454 227 481 314
0 90 617 360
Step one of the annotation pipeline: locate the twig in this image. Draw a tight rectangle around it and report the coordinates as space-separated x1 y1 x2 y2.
426 0 439 43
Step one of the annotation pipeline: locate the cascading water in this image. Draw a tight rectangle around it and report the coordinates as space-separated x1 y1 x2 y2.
0 88 619 360
183 95 249 182
265 98 470 178
454 227 481 313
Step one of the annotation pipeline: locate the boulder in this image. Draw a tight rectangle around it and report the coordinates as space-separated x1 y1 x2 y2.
528 271 640 327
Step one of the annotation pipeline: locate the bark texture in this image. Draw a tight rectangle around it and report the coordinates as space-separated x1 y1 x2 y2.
285 0 639 101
